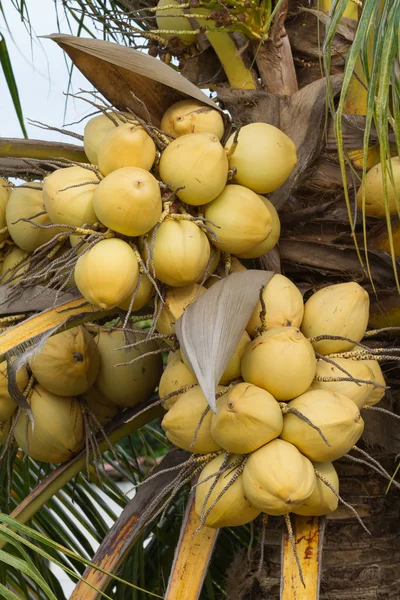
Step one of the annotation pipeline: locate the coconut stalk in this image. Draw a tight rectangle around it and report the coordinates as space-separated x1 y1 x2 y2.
0 138 87 163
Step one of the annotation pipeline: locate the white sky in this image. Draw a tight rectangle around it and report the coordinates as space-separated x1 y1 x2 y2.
0 0 97 142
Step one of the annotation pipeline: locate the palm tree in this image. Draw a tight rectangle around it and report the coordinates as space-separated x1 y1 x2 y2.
1 0 400 598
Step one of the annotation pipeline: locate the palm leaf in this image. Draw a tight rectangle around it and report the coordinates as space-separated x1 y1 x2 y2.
0 34 27 138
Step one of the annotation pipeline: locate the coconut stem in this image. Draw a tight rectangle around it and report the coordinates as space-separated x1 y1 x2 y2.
257 513 268 577
258 284 268 332
247 520 255 563
198 461 245 530
284 513 305 588
310 335 372 352
316 353 363 387
362 405 400 421
280 404 331 447
350 446 400 487
190 405 211 449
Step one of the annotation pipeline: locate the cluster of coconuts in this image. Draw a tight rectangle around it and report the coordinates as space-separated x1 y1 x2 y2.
159 276 386 527
0 325 162 463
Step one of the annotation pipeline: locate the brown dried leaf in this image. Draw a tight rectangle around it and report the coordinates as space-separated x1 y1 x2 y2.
175 270 274 412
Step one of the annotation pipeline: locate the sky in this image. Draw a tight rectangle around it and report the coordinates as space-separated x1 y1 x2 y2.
0 0 96 142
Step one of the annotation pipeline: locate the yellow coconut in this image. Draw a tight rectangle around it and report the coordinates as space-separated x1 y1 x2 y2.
242 439 316 515
155 0 194 42
309 357 375 409
237 196 281 259
204 185 272 254
280 389 364 462
195 454 261 528
14 385 84 463
356 157 400 218
118 274 155 313
6 183 60 251
94 328 163 407
84 111 128 165
0 178 10 242
74 238 139 309
97 123 156 176
1 247 30 285
149 219 211 286
301 282 370 355
159 132 228 206
293 461 339 517
363 360 386 406
204 256 246 289
0 361 28 422
211 382 283 454
181 330 251 385
225 123 297 194
246 274 304 337
241 327 316 401
161 100 225 140
43 166 98 227
197 247 221 284
156 283 206 337
161 386 222 453
30 326 100 396
81 387 119 426
159 351 198 408
93 167 161 236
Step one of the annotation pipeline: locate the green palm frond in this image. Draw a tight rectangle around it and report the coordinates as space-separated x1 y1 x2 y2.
0 34 28 138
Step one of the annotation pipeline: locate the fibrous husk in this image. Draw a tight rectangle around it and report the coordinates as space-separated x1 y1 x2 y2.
204 185 272 254
246 274 304 337
97 122 156 176
225 123 297 194
118 274 155 313
237 196 281 259
241 327 316 401
242 439 316 515
94 328 163 407
309 357 375 409
0 177 10 242
280 389 365 462
159 132 228 206
161 386 223 453
356 156 400 218
84 111 128 164
0 361 28 421
81 387 119 426
159 350 198 409
14 384 85 463
292 461 339 517
156 283 206 336
301 282 370 355
43 166 98 227
161 100 225 140
74 238 139 309
29 326 100 396
6 183 60 251
93 167 162 237
181 330 251 385
211 382 283 454
148 219 211 287
195 453 261 528
1 247 30 285
363 359 386 406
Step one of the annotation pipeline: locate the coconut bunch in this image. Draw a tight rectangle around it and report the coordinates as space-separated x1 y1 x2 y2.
156 275 392 530
0 324 163 465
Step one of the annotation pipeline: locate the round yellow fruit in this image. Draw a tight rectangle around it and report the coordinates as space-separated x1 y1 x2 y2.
157 283 206 339
6 183 60 251
159 350 198 408
43 166 98 227
81 387 119 426
1 247 30 285
30 326 100 396
161 386 222 453
149 219 211 286
118 274 154 313
309 357 375 409
211 382 283 454
301 282 370 355
363 359 386 406
0 178 10 242
242 439 316 515
161 100 225 140
293 461 339 517
74 238 139 309
280 389 364 462
225 123 297 194
14 385 85 463
195 454 260 528
246 274 304 337
204 184 272 254
356 157 400 218
159 132 228 206
237 196 281 259
98 123 156 176
0 361 28 422
241 327 316 401
155 0 194 42
84 111 128 165
93 167 161 236
94 328 163 407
